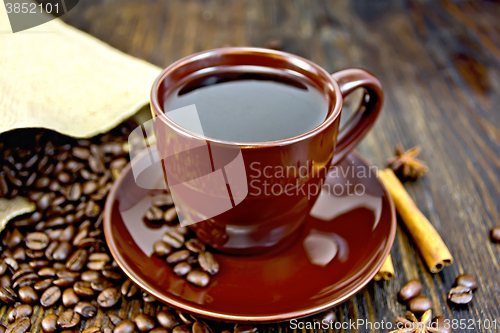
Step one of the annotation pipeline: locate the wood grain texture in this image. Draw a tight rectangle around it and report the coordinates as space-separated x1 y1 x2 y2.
4 0 499 332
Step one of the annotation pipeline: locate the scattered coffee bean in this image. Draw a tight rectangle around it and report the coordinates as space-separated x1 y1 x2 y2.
448 286 473 305
173 262 192 276
193 321 213 333
97 287 120 307
142 292 156 303
186 270 210 287
491 227 500 242
66 249 88 271
408 296 432 313
0 286 17 303
34 278 53 291
164 207 177 223
172 325 191 333
198 251 219 275
83 327 101 333
73 281 94 296
73 147 91 160
177 311 196 325
57 309 81 329
12 267 34 281
38 267 56 277
52 241 71 261
91 280 113 292
121 279 139 298
145 206 164 221
398 279 423 302
151 328 169 333
455 274 478 291
162 231 185 248
87 252 110 270
157 311 178 329
185 239 205 253
18 286 38 303
114 320 135 333
40 286 61 307
81 270 100 282
8 305 32 322
167 250 190 264
134 314 155 332
102 269 122 280
108 314 122 325
42 314 58 333
6 317 30 333
432 316 451 333
153 241 172 257
74 301 97 318
62 287 80 307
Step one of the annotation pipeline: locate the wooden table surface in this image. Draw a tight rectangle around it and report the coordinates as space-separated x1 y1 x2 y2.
60 0 500 332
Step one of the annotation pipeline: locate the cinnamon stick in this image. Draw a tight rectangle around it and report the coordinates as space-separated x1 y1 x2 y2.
374 254 395 281
378 168 453 273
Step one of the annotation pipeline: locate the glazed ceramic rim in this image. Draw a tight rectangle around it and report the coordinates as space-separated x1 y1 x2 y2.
150 47 343 147
103 149 396 323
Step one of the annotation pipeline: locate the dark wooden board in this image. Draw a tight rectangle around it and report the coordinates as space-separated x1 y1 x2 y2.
2 0 499 332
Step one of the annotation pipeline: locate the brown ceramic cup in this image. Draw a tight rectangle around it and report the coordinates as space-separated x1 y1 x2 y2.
150 47 383 255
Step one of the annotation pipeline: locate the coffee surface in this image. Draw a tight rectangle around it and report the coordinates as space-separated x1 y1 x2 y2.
163 69 329 142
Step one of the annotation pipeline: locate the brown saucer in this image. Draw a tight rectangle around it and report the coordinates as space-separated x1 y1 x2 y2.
104 149 396 323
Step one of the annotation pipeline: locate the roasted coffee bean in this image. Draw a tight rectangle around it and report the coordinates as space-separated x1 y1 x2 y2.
59 225 75 242
177 311 196 325
408 296 432 313
97 287 120 307
398 279 423 302
145 206 164 221
448 286 473 305
156 311 177 329
164 207 177 223
76 237 103 249
53 277 75 287
89 156 105 173
42 314 58 333
114 320 135 333
81 270 100 282
141 292 156 303
49 181 61 192
38 193 54 210
34 279 53 291
28 260 48 269
6 317 30 333
432 316 452 333
53 196 66 207
82 181 98 195
57 270 80 279
234 326 258 333
5 229 23 249
62 288 80 307
198 251 219 275
47 230 62 240
491 227 500 242
173 262 191 276
73 147 90 160
36 177 50 189
13 273 39 288
12 267 34 281
455 274 478 291
12 248 25 261
102 269 122 280
85 200 101 217
57 309 81 329
134 314 155 332
18 286 38 303
74 281 94 296
152 194 174 207
26 249 44 259
72 228 88 247
91 280 112 292
0 262 7 276
38 267 56 277
8 305 32 322
40 286 61 307
87 252 110 270
185 239 205 253
121 280 139 298
46 216 65 228
52 241 71 261
66 183 82 201
193 321 213 333
186 270 210 288
153 241 172 257
107 314 121 325
83 327 101 333
58 172 71 183
66 249 88 271
162 231 184 248
1 275 12 288
53 262 66 270
175 224 189 235
151 328 168 333
4 257 19 271
173 325 191 333
74 301 97 318
167 250 190 264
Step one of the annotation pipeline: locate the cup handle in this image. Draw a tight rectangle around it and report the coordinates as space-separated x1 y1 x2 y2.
330 68 384 165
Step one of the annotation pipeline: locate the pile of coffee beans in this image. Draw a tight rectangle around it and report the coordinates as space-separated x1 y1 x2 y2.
145 202 219 288
397 279 432 314
0 126 249 333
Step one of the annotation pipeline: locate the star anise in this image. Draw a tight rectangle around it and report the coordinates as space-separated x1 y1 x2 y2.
388 310 438 333
387 143 429 178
